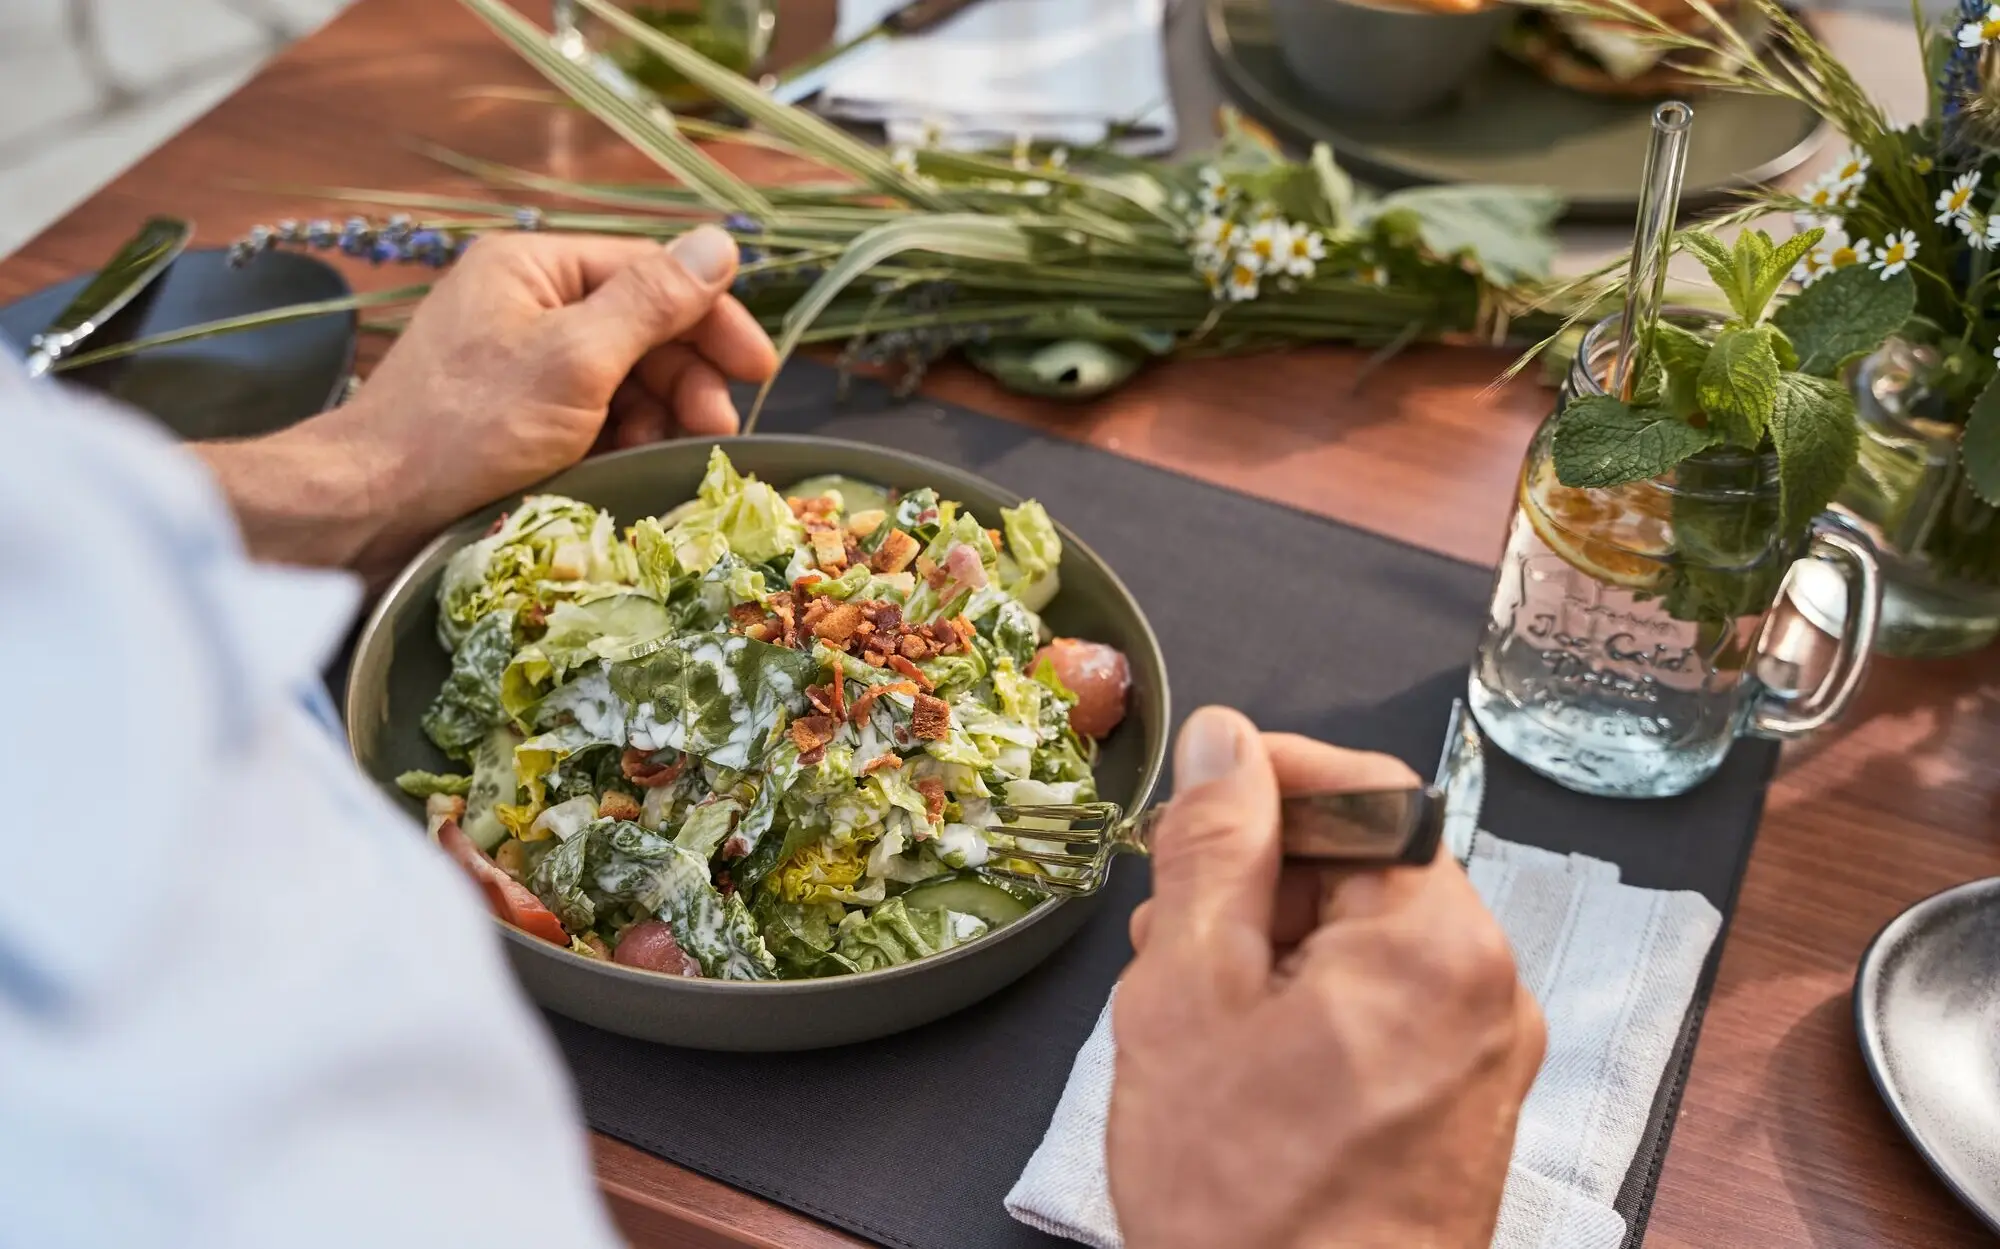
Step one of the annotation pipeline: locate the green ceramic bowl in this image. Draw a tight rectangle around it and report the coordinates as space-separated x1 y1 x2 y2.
345 435 1169 1051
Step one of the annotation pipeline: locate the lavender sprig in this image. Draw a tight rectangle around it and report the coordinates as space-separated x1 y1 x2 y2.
229 214 474 268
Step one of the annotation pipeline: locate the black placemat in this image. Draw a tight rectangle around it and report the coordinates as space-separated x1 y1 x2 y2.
548 361 1776 1249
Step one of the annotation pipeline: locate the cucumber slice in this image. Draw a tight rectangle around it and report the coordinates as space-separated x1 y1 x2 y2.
784 474 892 518
900 875 1033 927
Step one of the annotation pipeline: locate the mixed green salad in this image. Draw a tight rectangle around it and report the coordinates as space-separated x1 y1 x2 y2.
401 449 1132 981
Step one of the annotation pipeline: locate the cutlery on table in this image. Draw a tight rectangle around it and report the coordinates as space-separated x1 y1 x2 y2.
983 699 1487 896
763 0 983 107
22 216 192 379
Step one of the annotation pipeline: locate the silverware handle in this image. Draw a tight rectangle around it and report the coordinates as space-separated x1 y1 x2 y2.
1131 788 1445 867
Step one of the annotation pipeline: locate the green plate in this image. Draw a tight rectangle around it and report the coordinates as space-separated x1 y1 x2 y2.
1207 0 1829 220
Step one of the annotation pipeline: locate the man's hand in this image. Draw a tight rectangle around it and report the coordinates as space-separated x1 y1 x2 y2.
1108 707 1545 1249
196 227 776 578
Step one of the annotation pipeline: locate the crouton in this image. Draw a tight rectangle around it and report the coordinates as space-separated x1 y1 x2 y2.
871 529 921 574
911 693 952 741
597 791 642 822
810 528 848 572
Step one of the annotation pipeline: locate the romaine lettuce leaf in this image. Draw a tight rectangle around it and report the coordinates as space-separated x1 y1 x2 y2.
528 829 596 932
585 819 778 980
833 897 987 972
644 449 805 580
984 600 1044 669
436 496 633 650
611 634 816 770
420 609 516 761
501 594 674 718
674 796 746 859
753 893 857 977
999 500 1063 614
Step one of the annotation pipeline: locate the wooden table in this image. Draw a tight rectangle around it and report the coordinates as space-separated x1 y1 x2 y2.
6 3 1998 1245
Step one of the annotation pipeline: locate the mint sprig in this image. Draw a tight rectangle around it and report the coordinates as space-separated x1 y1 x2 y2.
1772 263 1917 377
1552 393 1720 486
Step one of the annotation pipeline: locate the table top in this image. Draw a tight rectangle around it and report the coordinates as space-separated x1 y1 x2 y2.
5 2 1998 1246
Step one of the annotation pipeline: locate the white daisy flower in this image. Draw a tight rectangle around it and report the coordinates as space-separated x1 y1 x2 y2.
1871 230 1919 279
1792 225 1843 286
1239 218 1291 274
1047 146 1069 170
1191 213 1241 259
1799 173 1847 218
1964 210 1993 249
1831 148 1872 185
1960 3 2000 47
1224 258 1261 302
1356 264 1389 288
1986 213 2000 251
1793 209 1840 233
1198 167 1237 213
1993 343 2000 361
1937 171 1982 225
1280 226 1326 278
891 145 920 178
1824 234 1871 272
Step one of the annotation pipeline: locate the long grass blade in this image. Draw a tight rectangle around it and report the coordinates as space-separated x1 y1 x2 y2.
458 0 770 217
569 0 954 213
54 286 429 370
747 216 1036 426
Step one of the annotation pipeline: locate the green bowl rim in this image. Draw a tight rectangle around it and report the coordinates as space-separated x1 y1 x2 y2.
345 433 1171 995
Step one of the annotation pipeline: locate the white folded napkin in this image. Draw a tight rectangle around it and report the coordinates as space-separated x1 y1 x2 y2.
822 0 1177 154
1006 833 1722 1249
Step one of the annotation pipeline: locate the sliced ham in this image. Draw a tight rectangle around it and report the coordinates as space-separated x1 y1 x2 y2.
1035 638 1132 740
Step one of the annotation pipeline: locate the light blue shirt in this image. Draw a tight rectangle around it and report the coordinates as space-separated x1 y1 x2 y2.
0 360 623 1248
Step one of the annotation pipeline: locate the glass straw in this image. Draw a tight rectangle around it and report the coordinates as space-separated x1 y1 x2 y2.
1611 101 1695 400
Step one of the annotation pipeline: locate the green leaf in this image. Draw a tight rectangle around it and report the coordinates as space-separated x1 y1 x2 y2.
1758 228 1823 313
1960 373 2000 505
747 215 1034 423
1767 372 1861 534
1552 394 1721 488
968 339 1145 399
55 286 429 371
1362 185 1563 286
1652 320 1711 420
1679 231 1745 318
1696 326 1781 446
1771 263 1916 377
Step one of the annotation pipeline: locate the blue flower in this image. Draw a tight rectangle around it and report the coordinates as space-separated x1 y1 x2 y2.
722 213 764 234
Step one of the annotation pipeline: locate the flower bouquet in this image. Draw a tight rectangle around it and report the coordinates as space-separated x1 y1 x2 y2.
1538 0 2000 652
75 0 1594 413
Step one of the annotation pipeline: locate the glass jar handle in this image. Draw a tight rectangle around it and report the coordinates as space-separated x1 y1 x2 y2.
1749 513 1881 740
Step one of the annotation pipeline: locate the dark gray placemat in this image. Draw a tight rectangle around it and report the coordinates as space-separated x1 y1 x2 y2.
547 361 1776 1249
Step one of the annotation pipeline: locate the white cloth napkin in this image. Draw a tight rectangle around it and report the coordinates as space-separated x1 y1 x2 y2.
1005 833 1722 1249
822 0 1177 154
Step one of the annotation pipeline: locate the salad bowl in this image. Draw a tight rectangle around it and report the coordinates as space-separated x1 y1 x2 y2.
345 435 1168 1050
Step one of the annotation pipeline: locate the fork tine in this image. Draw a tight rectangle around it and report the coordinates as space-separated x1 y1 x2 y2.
982 863 1096 895
986 843 1101 869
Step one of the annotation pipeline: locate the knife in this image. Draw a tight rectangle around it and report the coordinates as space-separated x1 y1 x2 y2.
764 0 982 107
23 216 192 379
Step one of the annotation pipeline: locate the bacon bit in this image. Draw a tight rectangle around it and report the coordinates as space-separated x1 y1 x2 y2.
486 512 509 536
871 529 921 574
800 596 833 633
597 791 642 822
912 693 952 741
716 870 735 896
845 542 866 568
792 573 825 599
915 507 939 525
790 714 839 754
729 602 766 629
827 669 846 718
861 754 903 774
987 527 1004 550
746 622 777 643
812 601 866 644
621 747 686 789
863 601 904 633
522 603 549 631
950 616 976 648
721 834 751 859
810 528 848 572
864 650 889 667
799 746 828 767
850 680 919 724
887 654 933 690
914 777 947 824
806 684 837 716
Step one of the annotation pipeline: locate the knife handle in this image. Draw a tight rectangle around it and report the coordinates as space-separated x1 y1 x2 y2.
884 0 980 35
1277 789 1446 867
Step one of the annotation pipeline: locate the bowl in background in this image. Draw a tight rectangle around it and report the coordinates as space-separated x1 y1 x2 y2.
1268 0 1514 121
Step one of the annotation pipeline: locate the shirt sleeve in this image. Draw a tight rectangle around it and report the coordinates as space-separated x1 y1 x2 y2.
0 364 627 1249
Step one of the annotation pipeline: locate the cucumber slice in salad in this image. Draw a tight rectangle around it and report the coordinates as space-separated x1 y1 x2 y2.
899 874 1034 927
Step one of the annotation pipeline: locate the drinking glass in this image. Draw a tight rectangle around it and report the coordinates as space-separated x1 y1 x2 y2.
553 0 777 109
1468 312 1882 799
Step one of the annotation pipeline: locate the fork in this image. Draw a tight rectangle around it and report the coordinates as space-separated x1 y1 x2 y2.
978 699 1485 897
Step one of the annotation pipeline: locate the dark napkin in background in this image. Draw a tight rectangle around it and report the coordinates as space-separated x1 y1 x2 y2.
548 362 1776 1249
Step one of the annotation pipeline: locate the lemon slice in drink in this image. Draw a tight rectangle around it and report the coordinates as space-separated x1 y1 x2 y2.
1519 459 1672 592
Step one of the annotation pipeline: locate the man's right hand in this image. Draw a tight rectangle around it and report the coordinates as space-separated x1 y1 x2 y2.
1107 707 1545 1249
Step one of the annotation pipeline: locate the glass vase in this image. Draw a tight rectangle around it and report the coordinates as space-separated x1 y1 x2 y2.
553 0 777 111
1790 340 2000 658
1468 312 1882 799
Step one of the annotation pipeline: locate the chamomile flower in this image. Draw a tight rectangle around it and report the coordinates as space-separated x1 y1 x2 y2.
1964 210 1993 249
1961 3 2000 47
1937 171 1982 225
1831 147 1872 184
1799 172 1850 219
1993 343 2000 361
1355 264 1389 288
1198 167 1238 213
1280 226 1326 278
1871 230 1919 279
1192 213 1242 259
1240 218 1291 273
1224 258 1261 302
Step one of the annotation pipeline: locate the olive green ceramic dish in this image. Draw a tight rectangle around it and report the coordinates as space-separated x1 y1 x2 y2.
345 436 1169 1051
